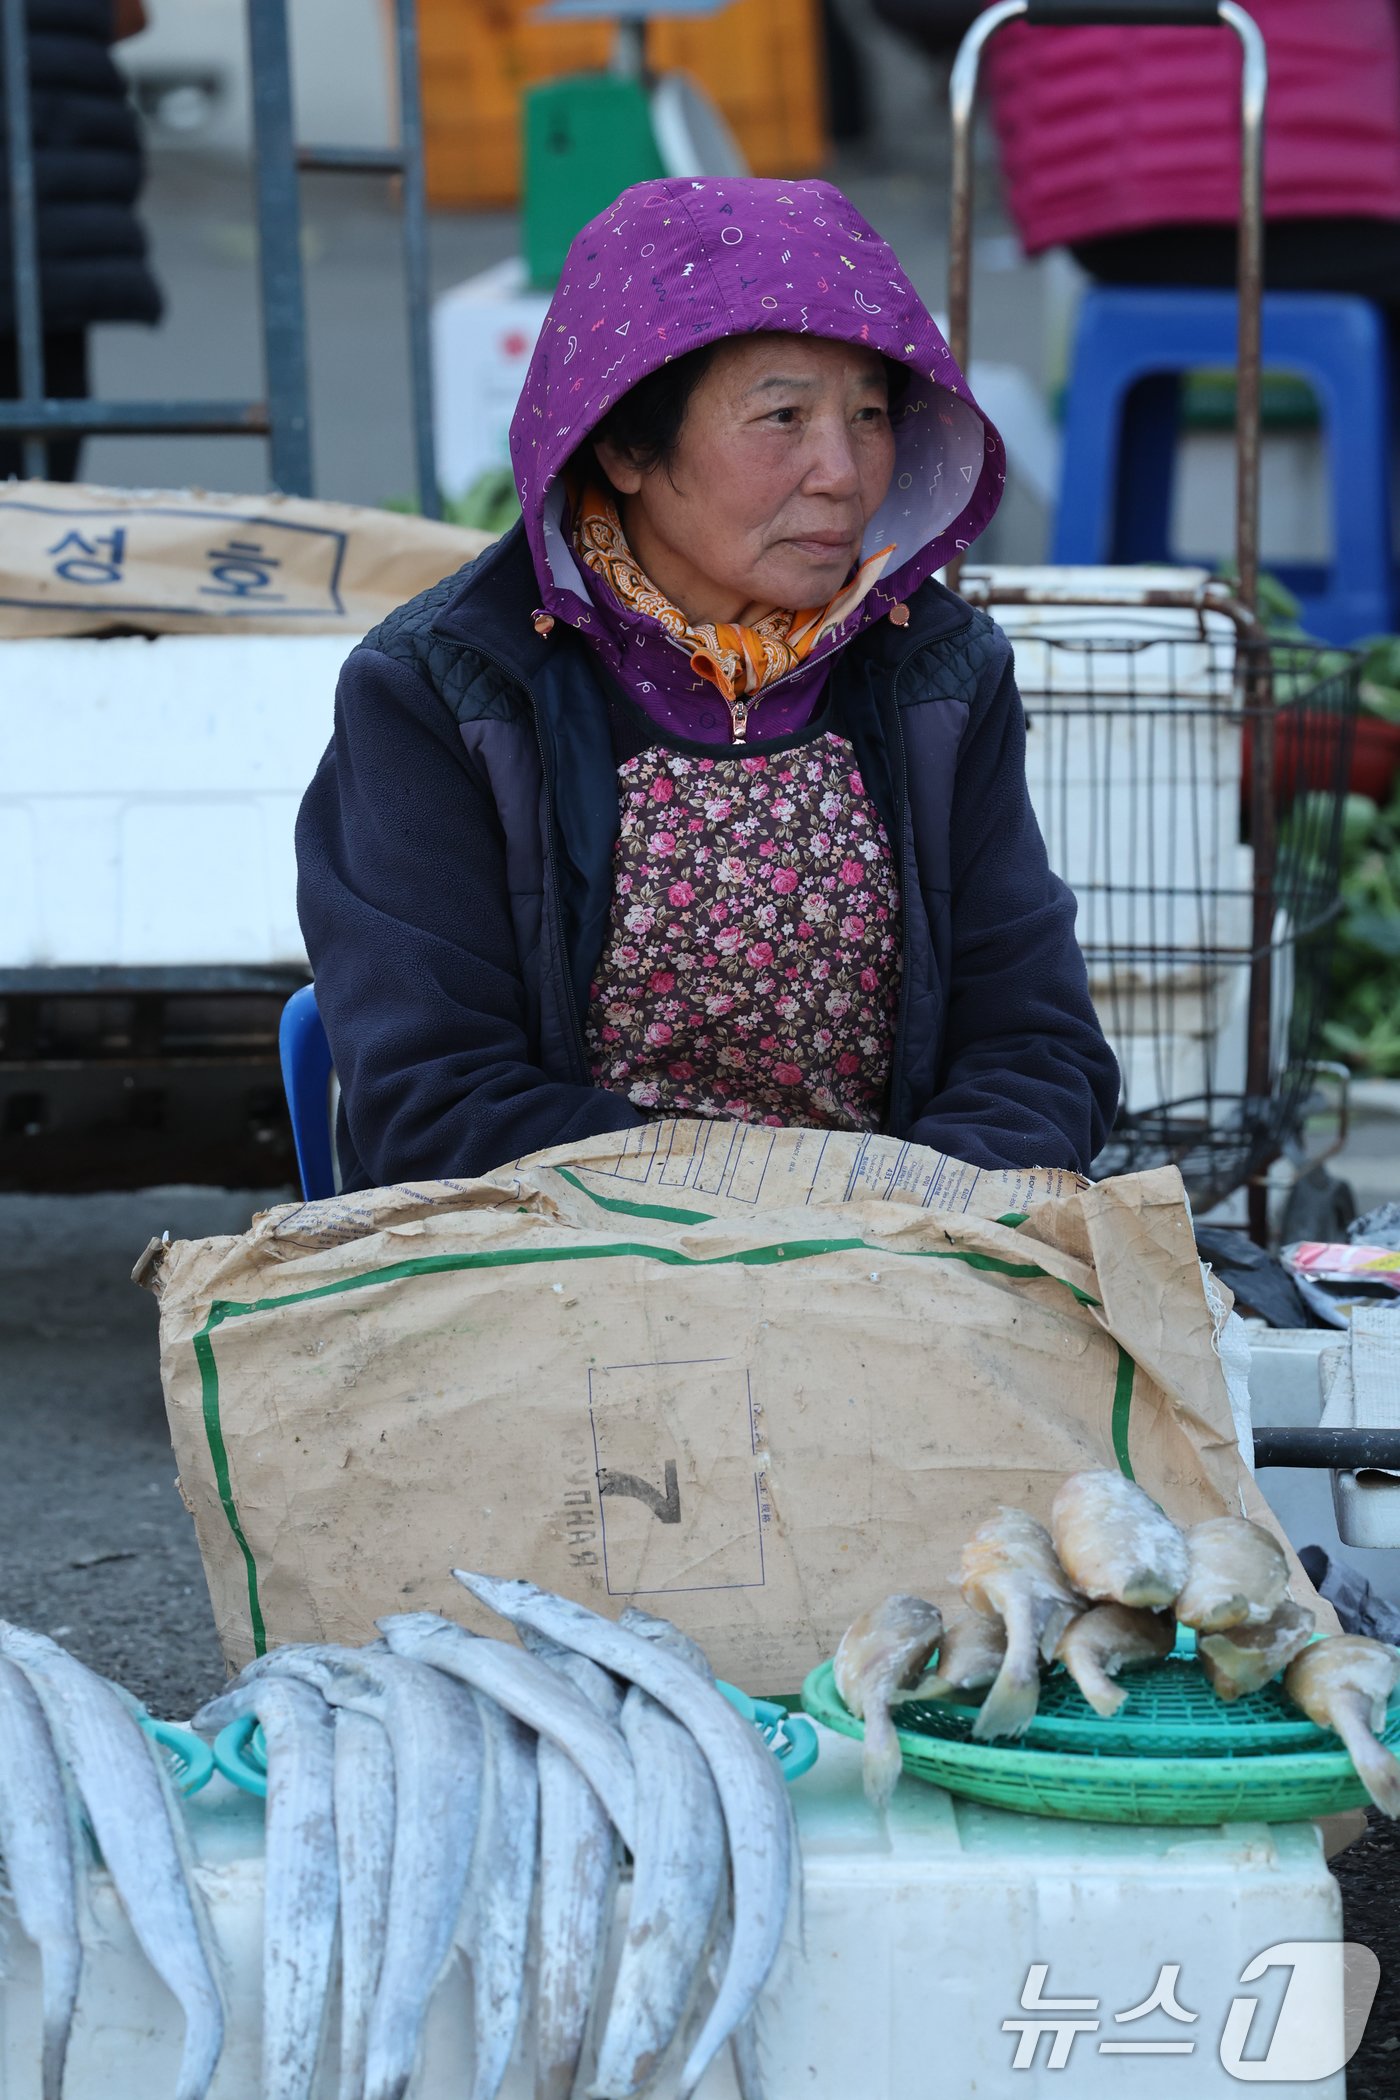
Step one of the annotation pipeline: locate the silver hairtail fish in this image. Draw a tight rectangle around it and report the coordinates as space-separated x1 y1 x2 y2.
193 1675 338 2100
0 1623 225 2100
454 1574 795 2098
457 1687 538 2100
376 1614 636 1850
0 1654 84 2100
590 1609 728 2099
241 1642 483 2100
516 1629 625 2100
702 1904 764 2100
331 1709 396 2100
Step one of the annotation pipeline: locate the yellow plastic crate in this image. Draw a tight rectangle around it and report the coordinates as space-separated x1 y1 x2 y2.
418 0 828 208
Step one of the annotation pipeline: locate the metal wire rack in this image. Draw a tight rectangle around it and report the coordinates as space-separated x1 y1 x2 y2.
949 0 1362 1238
960 576 1357 1213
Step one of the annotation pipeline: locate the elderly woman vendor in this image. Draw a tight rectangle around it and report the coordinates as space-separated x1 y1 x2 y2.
297 178 1119 1189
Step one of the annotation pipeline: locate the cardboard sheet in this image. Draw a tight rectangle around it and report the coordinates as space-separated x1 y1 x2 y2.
142 1121 1315 1688
0 481 492 637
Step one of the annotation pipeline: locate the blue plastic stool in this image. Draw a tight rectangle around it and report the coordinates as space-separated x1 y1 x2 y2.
1053 287 1394 644
278 983 336 1200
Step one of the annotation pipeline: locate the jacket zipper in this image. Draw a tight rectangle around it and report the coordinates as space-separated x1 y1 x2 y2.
825 641 917 1133
885 642 924 1133
726 693 752 743
455 640 595 1087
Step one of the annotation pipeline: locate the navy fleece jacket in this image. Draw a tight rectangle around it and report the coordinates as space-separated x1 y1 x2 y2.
295 529 1120 1190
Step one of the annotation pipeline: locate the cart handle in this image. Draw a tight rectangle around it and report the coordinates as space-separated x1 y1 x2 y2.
1024 1 1222 21
1253 1430 1400 1473
947 0 1267 613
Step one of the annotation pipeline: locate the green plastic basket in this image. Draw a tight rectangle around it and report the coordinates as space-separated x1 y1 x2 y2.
897 1627 1333 1760
801 1656 1400 1826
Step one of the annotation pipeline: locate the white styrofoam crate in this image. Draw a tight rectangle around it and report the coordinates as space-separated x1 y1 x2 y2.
1075 852 1254 994
1092 961 1247 1058
982 576 1248 969
0 1730 1347 2098
1029 738 1246 959
0 585 1274 1044
432 261 551 503
0 635 348 969
1110 977 1248 1118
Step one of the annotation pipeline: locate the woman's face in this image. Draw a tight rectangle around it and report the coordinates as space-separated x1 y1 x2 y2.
594 333 897 626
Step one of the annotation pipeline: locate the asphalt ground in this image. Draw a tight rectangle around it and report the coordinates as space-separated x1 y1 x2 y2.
0 1184 275 1719
1330 1815 1400 2097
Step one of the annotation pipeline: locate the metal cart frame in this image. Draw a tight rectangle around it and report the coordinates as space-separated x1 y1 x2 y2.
945 0 1357 1248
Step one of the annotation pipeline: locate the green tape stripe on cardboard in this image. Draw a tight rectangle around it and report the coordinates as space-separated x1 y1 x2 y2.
193 1232 1129 1654
1111 1344 1137 1483
552 1166 717 1225
553 1165 1035 1237
194 1318 268 1656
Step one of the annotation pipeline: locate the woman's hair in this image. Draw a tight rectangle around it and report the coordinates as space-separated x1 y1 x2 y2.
584 340 909 488
588 342 720 482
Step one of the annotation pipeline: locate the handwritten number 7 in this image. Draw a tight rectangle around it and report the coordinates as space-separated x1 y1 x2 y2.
598 1461 682 1524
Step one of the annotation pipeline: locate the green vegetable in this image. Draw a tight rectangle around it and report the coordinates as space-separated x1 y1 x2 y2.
1212 565 1369 711
1313 781 1400 1076
382 471 522 537
1214 562 1302 629
449 468 522 536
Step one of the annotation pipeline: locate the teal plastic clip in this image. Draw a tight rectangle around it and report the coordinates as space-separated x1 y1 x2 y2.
141 1718 215 1797
717 1681 819 1781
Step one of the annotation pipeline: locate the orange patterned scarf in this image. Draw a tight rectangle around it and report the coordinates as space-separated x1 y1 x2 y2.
572 480 894 710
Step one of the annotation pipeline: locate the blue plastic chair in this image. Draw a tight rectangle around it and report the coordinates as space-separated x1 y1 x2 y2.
1053 287 1394 644
279 983 337 1200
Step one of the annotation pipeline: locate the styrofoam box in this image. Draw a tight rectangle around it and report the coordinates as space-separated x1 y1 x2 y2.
0 1731 1347 2098
982 575 1248 963
1111 986 1247 1116
1096 910 1300 1119
1078 854 1255 999
0 577 1268 1006
0 635 348 969
1332 1468 1400 1551
1088 896 1254 1038
432 259 551 503
1325 1316 1400 1553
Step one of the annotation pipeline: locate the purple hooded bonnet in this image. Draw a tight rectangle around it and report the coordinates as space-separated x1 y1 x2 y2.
509 175 1006 741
